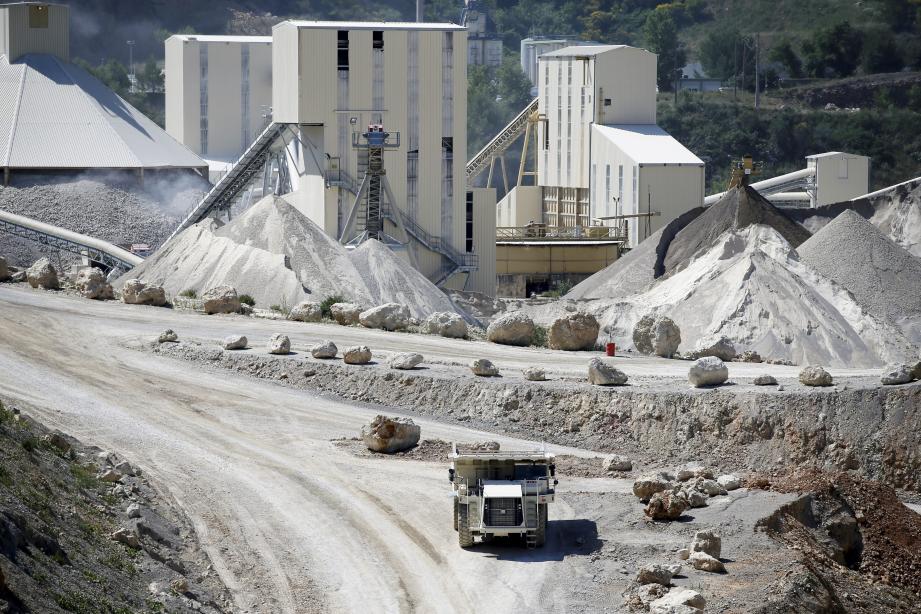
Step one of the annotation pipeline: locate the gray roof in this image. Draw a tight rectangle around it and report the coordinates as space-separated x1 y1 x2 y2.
541 44 631 58
0 53 206 170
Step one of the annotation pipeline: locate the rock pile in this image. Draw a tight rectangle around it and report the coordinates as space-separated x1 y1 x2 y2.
75 267 113 300
361 415 421 453
26 257 59 289
121 279 166 306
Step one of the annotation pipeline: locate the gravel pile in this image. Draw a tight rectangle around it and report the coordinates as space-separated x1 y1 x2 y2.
0 173 206 267
798 209 921 342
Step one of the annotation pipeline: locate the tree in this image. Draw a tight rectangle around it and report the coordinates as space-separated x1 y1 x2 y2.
768 39 803 78
861 28 904 73
138 57 163 92
801 22 864 78
644 8 686 92
699 26 746 80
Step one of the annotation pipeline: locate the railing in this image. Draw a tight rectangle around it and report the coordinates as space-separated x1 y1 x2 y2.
496 225 627 242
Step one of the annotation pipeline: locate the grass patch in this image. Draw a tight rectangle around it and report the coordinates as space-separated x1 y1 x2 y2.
70 463 99 490
319 294 346 318
21 436 38 453
239 294 255 307
530 325 548 348
55 591 95 613
0 465 12 488
178 289 197 299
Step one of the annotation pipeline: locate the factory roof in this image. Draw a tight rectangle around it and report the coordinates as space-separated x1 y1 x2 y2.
279 20 465 31
541 44 632 58
0 53 206 170
593 124 704 165
806 151 868 160
170 35 272 43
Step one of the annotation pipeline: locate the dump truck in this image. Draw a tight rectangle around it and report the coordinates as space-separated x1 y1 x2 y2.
449 443 557 548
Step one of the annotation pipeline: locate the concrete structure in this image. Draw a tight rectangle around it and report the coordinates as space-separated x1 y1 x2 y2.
678 62 722 93
165 35 272 176
271 21 495 295
519 36 596 86
806 152 870 206
0 2 206 183
461 0 502 68
496 236 620 297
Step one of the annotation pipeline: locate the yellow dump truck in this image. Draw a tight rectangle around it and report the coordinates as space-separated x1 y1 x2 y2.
449 443 557 548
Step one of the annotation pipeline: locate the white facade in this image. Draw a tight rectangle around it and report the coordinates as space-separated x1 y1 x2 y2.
165 35 272 167
272 21 495 295
806 152 870 206
591 124 704 246
519 37 595 85
0 2 69 62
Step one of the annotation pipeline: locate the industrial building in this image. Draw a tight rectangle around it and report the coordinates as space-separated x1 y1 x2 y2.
519 36 597 86
461 0 502 68
0 2 206 184
165 35 272 180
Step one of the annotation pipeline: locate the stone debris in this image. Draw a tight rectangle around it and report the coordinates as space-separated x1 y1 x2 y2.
737 350 763 363
624 583 669 610
110 527 140 549
98 469 122 483
121 279 167 306
688 550 725 573
523 367 546 381
604 455 633 472
716 474 740 491
548 312 599 351
675 462 712 481
288 300 322 322
10 270 25 282
690 336 737 361
587 357 628 386
75 267 114 300
222 334 247 350
470 358 500 377
633 474 671 502
343 345 372 365
201 285 240 315
361 415 421 453
683 488 708 508
880 363 913 385
688 357 728 388
423 311 468 338
389 352 423 370
632 314 681 358
310 340 338 359
645 491 689 521
486 312 535 346
268 334 290 355
636 563 674 586
126 503 141 519
753 374 778 386
695 478 726 497
330 302 362 326
677 548 690 560
26 257 59 290
0 255 9 281
359 303 411 331
690 529 722 558
799 365 833 387
157 329 178 344
649 587 706 614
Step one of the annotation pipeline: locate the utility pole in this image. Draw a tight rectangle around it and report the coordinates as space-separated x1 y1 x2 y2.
733 38 738 102
126 40 135 93
416 0 423 23
754 33 761 110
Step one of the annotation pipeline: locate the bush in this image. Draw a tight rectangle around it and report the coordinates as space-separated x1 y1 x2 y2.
319 295 346 318
530 325 548 348
239 294 255 307
179 289 197 299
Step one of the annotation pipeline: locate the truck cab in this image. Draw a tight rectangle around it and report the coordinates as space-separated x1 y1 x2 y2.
449 443 556 549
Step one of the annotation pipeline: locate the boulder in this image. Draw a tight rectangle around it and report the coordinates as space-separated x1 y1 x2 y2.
268 333 290 355
121 279 167 306
222 335 247 350
288 301 322 322
696 479 726 497
632 315 681 358
716 474 740 491
691 336 737 361
880 363 913 385
486 312 535 346
114 461 138 477
911 360 921 381
688 357 728 388
683 488 708 508
675 462 712 481
423 312 468 338
98 469 123 483
470 358 500 377
26 257 59 290
548 312 599 351
633 475 671 502
677 548 690 560
523 367 546 381
645 491 689 521
343 345 372 364
201 285 240 315
799 365 833 387
649 588 706 614
126 503 141 519
10 270 25 282
310 340 338 359
636 563 674 586
604 455 633 472
587 357 628 386
738 350 763 363
690 529 721 558
44 432 71 454
0 256 8 281
110 528 139 549
753 374 778 386
361 415 421 453
389 352 423 370
359 303 411 331
75 267 113 300
157 329 178 344
625 583 669 610
688 551 725 573
330 302 362 326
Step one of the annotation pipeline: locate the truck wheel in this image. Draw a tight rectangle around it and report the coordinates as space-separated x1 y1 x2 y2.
458 506 474 548
535 503 547 548
453 500 458 531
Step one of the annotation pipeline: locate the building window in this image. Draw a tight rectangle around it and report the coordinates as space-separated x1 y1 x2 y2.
604 98 612 106
29 5 49 28
337 30 349 71
372 30 384 50
465 192 474 252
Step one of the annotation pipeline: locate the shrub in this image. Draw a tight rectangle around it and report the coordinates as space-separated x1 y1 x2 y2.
320 294 346 318
530 325 548 348
179 289 197 299
239 294 255 307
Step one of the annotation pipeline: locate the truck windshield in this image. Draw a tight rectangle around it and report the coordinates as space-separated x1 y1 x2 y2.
513 464 547 480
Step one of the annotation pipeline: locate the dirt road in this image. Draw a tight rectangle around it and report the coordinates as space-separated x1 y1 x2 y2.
0 286 799 612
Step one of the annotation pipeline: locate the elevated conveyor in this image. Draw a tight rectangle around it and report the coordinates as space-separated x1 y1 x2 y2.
466 98 538 182
705 167 815 206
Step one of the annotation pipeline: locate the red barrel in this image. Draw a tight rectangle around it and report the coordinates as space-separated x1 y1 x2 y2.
605 342 616 356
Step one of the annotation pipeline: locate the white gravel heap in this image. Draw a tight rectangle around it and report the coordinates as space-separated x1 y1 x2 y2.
798 209 921 343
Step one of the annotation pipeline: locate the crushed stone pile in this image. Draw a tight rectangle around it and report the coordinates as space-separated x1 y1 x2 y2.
798 209 921 343
0 174 206 267
120 195 461 318
664 185 811 273
591 224 913 367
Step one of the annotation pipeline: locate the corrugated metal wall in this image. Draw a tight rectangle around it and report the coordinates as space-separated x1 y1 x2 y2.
2 4 69 63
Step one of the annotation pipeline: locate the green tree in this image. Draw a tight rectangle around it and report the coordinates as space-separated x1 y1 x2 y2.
861 27 904 73
801 21 864 78
699 26 746 80
644 8 686 92
768 38 803 78
138 57 163 92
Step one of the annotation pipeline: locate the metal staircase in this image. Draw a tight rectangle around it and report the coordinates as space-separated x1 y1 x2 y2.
466 98 538 182
524 501 539 549
166 122 289 242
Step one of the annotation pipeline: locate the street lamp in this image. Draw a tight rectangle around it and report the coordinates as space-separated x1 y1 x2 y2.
126 40 135 92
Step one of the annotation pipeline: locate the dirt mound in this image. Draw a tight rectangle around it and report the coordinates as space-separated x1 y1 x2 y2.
753 469 921 611
664 186 811 274
798 209 921 342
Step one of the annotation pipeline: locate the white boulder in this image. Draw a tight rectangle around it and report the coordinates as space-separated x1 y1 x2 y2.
691 336 737 361
880 363 913 385
75 267 113 300
330 302 362 326
604 455 632 472
343 345 372 364
26 257 59 290
389 352 423 370
470 358 499 376
359 303 411 331
423 311 468 338
121 279 167 306
688 357 728 388
587 357 628 386
633 474 670 502
636 563 674 586
201 285 240 315
799 365 833 387
688 551 725 573
268 333 290 355
486 312 535 346
716 474 740 491
753 374 778 386
690 529 721 558
523 367 546 381
222 334 247 350
361 415 421 453
157 329 178 344
632 315 681 358
310 340 338 359
649 588 706 614
548 312 599 351
288 301 322 322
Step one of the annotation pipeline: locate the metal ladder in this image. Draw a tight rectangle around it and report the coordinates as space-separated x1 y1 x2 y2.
524 500 539 549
